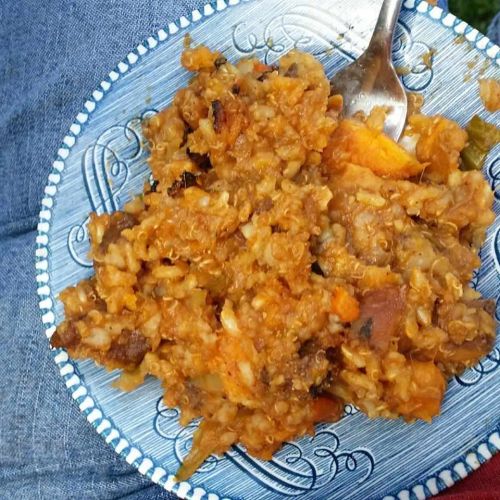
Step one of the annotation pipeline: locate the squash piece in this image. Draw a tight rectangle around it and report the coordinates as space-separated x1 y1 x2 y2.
323 119 424 179
331 286 360 323
409 114 467 183
391 360 446 422
311 396 343 423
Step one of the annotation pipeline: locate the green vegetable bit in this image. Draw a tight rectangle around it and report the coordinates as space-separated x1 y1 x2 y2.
461 143 488 171
466 115 500 149
460 115 500 171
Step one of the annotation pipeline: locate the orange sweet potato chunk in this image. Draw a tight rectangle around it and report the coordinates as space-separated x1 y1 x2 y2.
393 360 446 422
479 79 500 112
323 119 424 179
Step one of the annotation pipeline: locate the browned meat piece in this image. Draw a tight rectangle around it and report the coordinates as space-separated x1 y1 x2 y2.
107 329 150 368
356 286 406 352
211 100 225 133
99 212 137 252
51 322 81 349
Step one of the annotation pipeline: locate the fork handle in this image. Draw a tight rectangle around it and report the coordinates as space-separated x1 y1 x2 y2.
368 0 404 57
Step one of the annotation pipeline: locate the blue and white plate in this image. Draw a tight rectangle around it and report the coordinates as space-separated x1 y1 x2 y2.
36 0 500 498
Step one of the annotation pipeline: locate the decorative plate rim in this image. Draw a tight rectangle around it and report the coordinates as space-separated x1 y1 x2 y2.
35 1 500 499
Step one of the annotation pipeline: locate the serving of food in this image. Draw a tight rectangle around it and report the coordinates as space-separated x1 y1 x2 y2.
50 45 497 480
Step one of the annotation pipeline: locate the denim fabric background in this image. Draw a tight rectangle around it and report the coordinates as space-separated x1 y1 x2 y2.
1 1 491 499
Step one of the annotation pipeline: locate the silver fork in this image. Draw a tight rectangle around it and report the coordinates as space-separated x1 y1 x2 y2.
330 0 407 141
